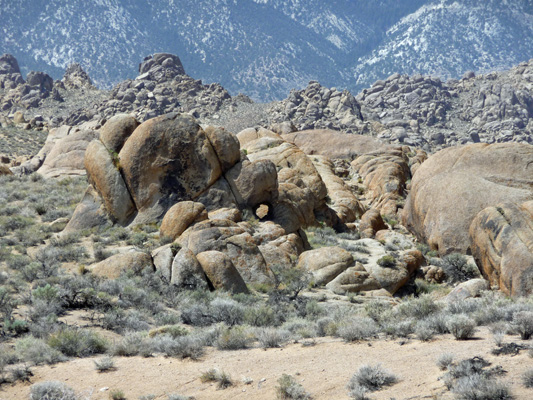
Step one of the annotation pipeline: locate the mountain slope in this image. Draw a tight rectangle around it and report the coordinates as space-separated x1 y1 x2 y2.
0 0 532 100
352 0 533 90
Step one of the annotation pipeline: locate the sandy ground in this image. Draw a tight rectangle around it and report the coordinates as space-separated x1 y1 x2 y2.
1 327 531 400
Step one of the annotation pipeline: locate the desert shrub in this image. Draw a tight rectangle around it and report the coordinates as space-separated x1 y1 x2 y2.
376 255 396 268
522 368 533 388
396 295 440 319
304 300 324 318
112 331 150 357
216 325 252 350
383 318 415 338
93 245 113 262
94 356 116 373
452 374 512 400
272 266 312 299
210 298 245 326
281 318 316 339
256 327 290 348
0 286 15 321
439 253 479 283
364 300 392 323
447 314 477 340
30 380 78 400
10 365 33 383
415 320 435 341
244 304 278 327
150 334 204 359
436 353 454 371
447 298 481 315
308 226 338 247
102 308 151 333
48 328 108 357
180 302 214 327
446 314 476 340
350 242 371 254
315 317 337 337
424 313 450 334
347 364 398 394
15 336 65 365
200 368 233 389
148 324 188 339
337 317 378 342
167 395 193 400
109 389 126 400
511 311 533 340
276 374 311 399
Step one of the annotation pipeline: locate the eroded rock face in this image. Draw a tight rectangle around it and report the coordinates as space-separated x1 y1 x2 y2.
119 113 224 222
298 246 355 286
403 143 533 256
88 251 154 279
84 139 135 225
63 63 94 89
351 146 411 217
159 201 208 242
196 250 249 294
99 114 139 153
470 201 533 297
37 129 98 178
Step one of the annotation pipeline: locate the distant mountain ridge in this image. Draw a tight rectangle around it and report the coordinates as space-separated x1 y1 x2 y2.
0 0 531 100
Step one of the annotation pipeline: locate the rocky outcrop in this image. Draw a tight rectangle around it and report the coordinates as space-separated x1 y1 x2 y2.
283 130 389 160
269 81 363 133
196 250 249 294
88 251 154 279
62 63 94 89
403 143 533 256
0 54 24 89
470 201 533 297
298 246 355 286
118 113 225 223
159 201 208 242
359 209 387 239
37 128 98 178
352 146 413 217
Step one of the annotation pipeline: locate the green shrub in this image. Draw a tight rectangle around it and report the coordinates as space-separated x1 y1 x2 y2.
337 317 378 342
15 336 65 365
377 255 396 268
94 356 116 373
276 374 311 399
244 304 278 327
512 311 533 340
447 315 477 340
440 253 479 283
347 364 398 395
48 328 108 357
256 327 290 348
216 326 252 350
150 335 204 359
30 380 78 400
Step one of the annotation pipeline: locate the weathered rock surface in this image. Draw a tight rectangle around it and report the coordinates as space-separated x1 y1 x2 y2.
196 250 249 294
119 113 223 222
37 129 98 178
177 219 274 285
311 155 364 225
359 209 388 239
88 251 154 279
283 130 388 160
99 114 139 153
351 146 411 217
298 246 355 286
159 201 208 242
84 139 135 225
63 63 94 89
470 201 533 297
171 247 210 290
326 267 382 295
403 143 533 256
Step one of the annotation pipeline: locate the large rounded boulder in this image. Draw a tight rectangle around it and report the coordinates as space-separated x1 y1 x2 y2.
403 143 533 255
118 113 225 223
